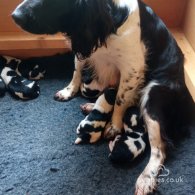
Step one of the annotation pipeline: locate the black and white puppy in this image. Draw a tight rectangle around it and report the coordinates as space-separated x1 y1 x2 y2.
0 56 42 99
75 88 117 144
77 89 147 163
109 106 147 163
12 0 195 194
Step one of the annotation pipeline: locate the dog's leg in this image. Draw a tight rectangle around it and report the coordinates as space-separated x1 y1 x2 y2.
105 70 144 138
54 57 86 101
135 111 165 195
135 83 168 195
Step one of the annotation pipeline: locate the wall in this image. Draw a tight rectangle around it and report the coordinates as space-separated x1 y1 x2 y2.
0 0 23 32
0 0 189 33
183 0 195 52
144 0 188 27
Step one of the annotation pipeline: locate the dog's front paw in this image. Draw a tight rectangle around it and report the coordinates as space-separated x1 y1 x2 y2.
75 118 104 144
135 173 157 195
104 122 122 139
54 87 76 101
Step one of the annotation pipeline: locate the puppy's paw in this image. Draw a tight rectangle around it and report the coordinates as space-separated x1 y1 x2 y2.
75 118 104 144
80 103 95 115
54 87 76 101
135 173 157 195
104 122 122 139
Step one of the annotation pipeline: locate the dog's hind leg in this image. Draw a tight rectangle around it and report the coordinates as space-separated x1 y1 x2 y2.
135 83 174 195
135 110 166 195
54 57 86 101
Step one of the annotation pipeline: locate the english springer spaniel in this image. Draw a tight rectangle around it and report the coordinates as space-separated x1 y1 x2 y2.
12 0 195 194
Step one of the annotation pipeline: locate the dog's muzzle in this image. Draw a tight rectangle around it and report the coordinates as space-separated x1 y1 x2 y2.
12 9 27 28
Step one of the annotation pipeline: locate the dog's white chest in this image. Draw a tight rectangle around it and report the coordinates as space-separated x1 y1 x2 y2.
88 25 146 88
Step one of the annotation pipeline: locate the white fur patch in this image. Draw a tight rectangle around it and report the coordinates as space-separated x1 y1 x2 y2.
1 67 13 84
123 124 133 133
124 135 146 157
140 81 159 114
109 135 121 151
14 92 27 99
131 114 138 126
93 93 114 114
113 0 138 13
80 80 104 95
3 56 21 64
27 81 35 88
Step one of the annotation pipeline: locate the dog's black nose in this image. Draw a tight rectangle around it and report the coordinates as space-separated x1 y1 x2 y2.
12 10 27 27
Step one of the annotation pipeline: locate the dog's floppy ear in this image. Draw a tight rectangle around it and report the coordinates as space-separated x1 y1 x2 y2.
70 0 115 59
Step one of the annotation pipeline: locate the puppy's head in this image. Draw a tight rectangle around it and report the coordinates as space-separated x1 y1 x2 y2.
75 125 102 144
12 0 116 58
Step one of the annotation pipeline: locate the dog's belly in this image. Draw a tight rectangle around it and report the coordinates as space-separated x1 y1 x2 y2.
88 48 120 88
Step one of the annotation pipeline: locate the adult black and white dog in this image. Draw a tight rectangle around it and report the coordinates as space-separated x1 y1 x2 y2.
12 0 195 194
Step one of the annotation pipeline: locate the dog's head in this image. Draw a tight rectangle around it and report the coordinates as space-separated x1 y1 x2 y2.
12 0 129 58
12 0 128 58
12 0 74 35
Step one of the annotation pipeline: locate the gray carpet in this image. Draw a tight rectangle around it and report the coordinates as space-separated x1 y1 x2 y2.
0 55 195 195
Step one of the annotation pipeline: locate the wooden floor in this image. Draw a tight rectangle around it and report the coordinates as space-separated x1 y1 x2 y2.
0 28 194 101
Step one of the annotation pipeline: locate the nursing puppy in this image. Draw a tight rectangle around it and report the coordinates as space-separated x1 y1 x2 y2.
12 0 195 194
109 106 147 163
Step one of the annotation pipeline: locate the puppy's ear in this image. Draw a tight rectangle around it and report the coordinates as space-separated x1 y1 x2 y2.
71 0 114 59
